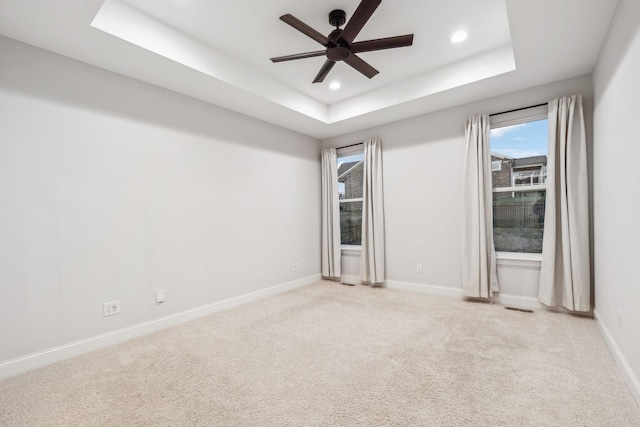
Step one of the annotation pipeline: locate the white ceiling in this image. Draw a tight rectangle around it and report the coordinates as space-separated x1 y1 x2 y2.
0 0 620 139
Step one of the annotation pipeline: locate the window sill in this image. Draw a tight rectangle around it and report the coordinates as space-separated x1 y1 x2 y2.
496 252 542 267
341 246 361 255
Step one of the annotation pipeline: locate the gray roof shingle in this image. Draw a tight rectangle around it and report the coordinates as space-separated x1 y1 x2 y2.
514 155 547 167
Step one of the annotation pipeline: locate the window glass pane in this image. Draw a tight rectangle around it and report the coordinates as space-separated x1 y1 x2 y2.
493 191 545 253
340 201 362 245
338 182 346 199
337 154 364 199
490 118 548 253
490 119 548 190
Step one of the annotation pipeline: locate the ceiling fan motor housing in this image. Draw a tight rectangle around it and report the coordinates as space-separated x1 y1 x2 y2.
327 45 351 61
327 10 350 60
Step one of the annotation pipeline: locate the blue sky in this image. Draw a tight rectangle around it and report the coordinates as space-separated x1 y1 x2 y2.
490 119 548 159
337 153 364 166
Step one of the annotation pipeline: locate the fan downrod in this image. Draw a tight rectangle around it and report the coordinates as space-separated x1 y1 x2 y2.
328 10 346 28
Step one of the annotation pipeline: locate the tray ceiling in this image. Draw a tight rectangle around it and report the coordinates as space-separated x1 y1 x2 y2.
0 0 620 138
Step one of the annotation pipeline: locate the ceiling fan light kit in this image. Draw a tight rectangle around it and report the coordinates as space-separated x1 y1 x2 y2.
270 0 414 84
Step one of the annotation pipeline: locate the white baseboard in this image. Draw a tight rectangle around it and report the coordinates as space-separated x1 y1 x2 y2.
385 280 462 298
386 281 547 312
593 309 640 407
0 274 321 380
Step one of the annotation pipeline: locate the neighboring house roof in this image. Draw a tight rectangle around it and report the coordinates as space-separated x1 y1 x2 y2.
490 152 514 160
514 155 547 167
338 161 363 180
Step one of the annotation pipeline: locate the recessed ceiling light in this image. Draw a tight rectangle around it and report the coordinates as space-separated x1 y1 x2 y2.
330 81 341 90
451 30 468 44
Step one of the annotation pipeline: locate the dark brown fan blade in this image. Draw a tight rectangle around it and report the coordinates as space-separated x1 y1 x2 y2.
351 34 414 53
280 14 330 47
344 54 379 79
340 0 381 44
270 50 327 63
313 59 336 83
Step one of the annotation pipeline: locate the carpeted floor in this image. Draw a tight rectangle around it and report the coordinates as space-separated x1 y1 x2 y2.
1 281 639 426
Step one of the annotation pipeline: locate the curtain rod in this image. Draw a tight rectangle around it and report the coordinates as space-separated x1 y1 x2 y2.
489 102 547 117
336 142 363 150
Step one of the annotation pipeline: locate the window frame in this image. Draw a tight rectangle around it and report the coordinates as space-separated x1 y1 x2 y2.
490 105 548 257
336 145 364 250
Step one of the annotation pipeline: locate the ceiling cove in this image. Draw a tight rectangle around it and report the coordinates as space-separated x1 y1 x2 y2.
91 0 515 124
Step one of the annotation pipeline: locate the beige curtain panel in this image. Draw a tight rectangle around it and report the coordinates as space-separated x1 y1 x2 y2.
461 115 499 298
539 95 591 311
321 148 341 280
360 138 386 285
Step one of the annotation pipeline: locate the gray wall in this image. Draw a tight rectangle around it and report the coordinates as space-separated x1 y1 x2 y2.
321 75 593 300
592 0 640 401
0 37 321 363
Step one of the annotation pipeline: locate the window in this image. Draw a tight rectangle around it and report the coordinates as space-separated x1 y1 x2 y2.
337 149 364 246
490 107 548 253
491 160 502 171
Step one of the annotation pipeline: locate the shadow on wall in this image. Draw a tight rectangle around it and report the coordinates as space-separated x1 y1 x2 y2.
593 0 640 99
0 37 319 159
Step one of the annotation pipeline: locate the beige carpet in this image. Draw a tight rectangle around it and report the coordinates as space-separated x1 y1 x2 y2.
1 281 639 426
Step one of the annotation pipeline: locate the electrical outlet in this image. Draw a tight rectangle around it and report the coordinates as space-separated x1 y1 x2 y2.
156 290 165 303
293 262 300 272
103 300 120 317
416 264 423 274
617 310 623 331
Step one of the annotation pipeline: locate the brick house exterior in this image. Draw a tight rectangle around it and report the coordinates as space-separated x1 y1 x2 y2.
491 153 513 190
338 161 364 199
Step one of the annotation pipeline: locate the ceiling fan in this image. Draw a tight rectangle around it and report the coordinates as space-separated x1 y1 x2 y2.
270 0 414 84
